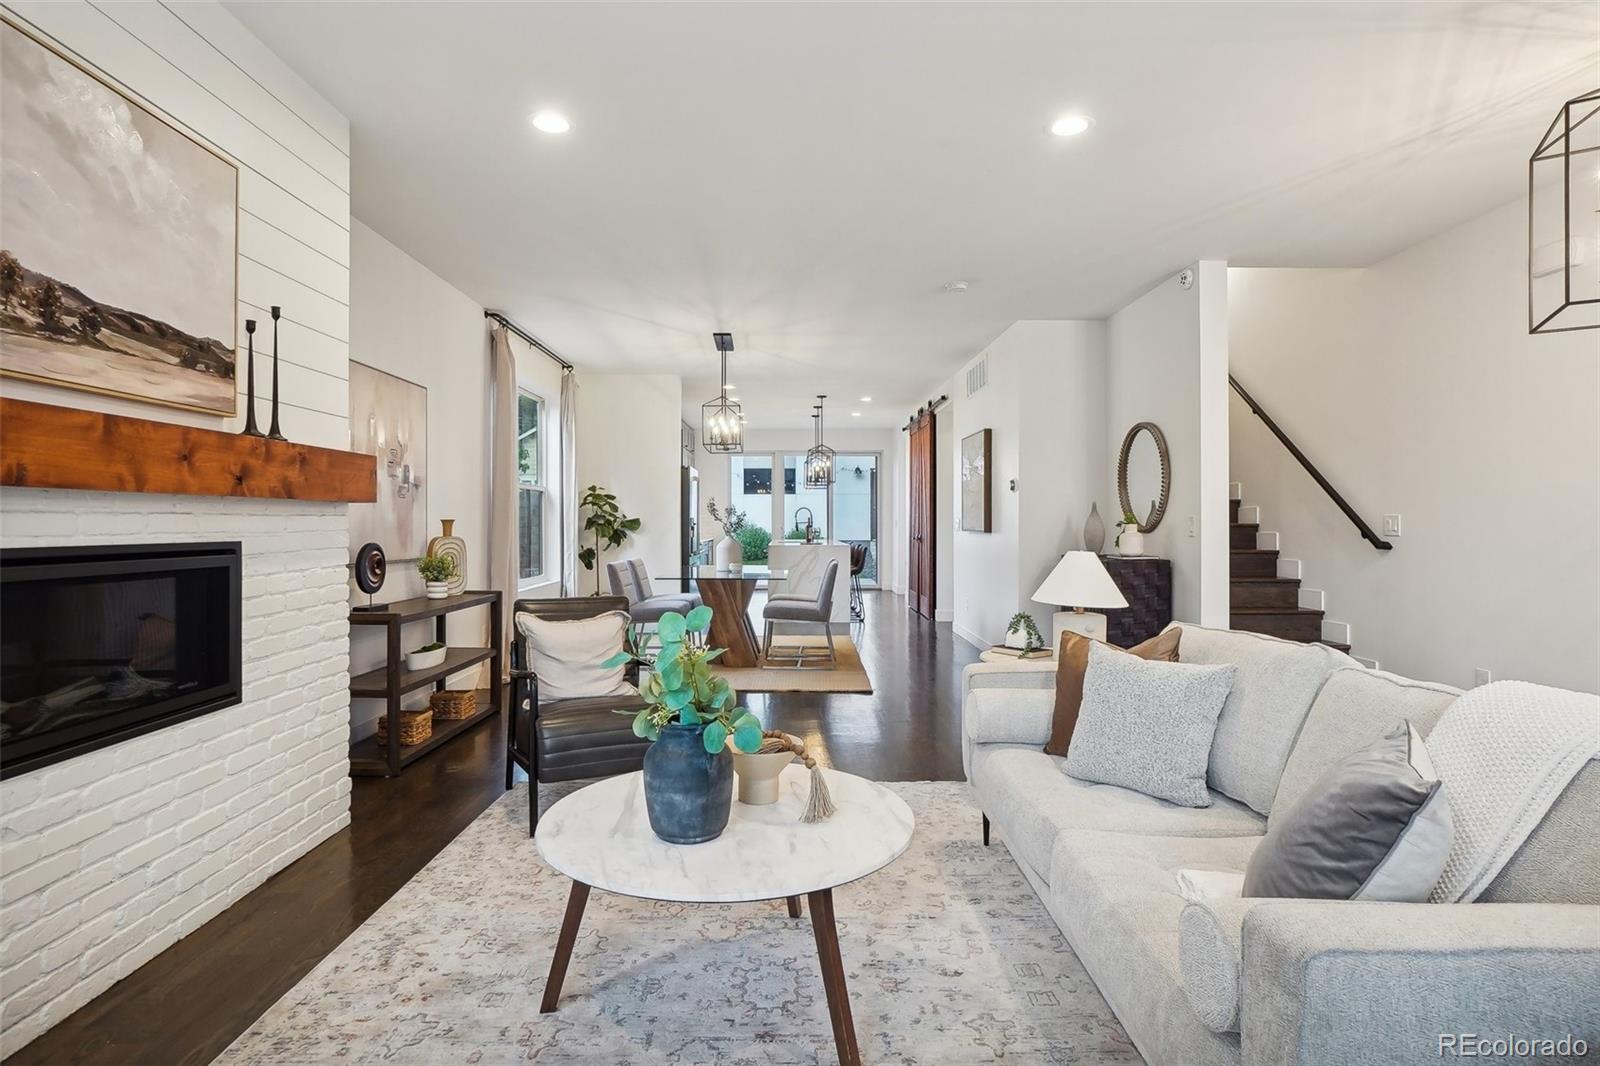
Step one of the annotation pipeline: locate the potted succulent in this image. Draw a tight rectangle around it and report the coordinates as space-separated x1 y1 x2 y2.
406 640 447 671
1003 611 1045 653
416 552 457 598
605 605 763 844
1116 511 1145 557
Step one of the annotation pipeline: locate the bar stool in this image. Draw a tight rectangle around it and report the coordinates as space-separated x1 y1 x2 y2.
848 542 867 620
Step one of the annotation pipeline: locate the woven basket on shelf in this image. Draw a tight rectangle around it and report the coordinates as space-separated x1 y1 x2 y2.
429 689 477 721
376 708 432 747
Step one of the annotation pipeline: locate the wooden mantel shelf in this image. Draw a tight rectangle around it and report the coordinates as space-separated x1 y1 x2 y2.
0 398 376 503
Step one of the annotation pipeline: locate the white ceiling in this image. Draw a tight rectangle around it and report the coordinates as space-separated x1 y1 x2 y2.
228 1 1598 428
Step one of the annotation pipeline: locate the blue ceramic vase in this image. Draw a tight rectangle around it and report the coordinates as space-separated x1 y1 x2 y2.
642 722 733 844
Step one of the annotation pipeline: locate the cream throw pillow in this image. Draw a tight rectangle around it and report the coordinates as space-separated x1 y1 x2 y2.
515 610 635 701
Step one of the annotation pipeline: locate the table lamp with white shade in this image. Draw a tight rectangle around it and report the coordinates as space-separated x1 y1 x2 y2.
1032 551 1129 653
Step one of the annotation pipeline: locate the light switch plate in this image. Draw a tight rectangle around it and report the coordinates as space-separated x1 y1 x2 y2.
1187 516 1197 538
1382 514 1402 537
1474 667 1493 687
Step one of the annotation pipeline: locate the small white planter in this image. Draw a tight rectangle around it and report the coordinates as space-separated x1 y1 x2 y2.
730 747 795 805
712 536 744 572
1117 528 1145 557
424 581 449 599
406 645 447 672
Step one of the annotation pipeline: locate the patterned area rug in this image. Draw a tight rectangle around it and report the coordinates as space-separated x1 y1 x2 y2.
218 782 1140 1065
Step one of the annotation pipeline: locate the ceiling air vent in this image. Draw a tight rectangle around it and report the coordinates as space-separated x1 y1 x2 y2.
966 355 988 397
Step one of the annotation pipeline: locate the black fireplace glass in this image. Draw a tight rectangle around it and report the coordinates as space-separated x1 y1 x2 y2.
1 543 241 778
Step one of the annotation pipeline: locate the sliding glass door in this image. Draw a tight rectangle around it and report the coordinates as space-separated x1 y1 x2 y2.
732 451 880 586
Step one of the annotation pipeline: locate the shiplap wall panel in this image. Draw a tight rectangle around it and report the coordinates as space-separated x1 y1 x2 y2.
94 1 350 192
240 213 350 305
156 0 349 156
0 0 351 450
240 171 351 267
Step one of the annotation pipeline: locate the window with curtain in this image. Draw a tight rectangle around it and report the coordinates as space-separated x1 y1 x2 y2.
518 391 545 581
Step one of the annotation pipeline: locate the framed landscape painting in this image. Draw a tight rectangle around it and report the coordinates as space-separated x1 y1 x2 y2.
0 17 239 415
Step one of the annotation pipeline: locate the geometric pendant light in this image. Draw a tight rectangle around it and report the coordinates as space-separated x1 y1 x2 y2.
804 393 835 488
1528 88 1600 335
701 332 744 453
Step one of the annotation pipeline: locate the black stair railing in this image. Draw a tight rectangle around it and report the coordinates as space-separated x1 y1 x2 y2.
1229 375 1393 551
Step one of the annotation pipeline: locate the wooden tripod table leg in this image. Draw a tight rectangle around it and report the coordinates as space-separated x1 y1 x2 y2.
540 880 590 1013
806 888 861 1066
786 895 803 918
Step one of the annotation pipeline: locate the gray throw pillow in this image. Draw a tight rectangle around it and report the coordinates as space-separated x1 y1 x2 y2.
1243 721 1453 901
1062 642 1236 808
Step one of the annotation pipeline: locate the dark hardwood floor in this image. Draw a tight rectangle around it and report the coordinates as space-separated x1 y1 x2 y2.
9 591 976 1066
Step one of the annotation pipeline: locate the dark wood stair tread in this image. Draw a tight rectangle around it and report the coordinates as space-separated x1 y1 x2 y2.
1231 606 1325 617
1320 640 1352 653
1230 576 1297 583
1231 548 1279 555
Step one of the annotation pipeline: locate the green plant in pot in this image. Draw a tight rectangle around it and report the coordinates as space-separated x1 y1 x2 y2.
416 553 457 599
604 605 763 844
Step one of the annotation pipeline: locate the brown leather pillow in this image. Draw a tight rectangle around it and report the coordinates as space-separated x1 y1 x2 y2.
1043 627 1182 756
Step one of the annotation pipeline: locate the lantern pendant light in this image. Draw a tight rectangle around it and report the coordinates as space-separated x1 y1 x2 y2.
805 394 836 488
700 332 743 453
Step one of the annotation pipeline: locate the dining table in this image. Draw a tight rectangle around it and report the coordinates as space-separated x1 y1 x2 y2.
667 566 789 667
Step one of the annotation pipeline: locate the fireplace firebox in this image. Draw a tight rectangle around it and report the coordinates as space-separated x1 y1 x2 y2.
1 543 241 778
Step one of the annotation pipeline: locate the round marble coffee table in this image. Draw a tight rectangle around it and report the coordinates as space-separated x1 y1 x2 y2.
534 764 914 1066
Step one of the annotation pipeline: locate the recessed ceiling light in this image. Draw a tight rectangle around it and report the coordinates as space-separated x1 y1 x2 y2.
859 396 872 403
943 280 970 293
1050 114 1092 137
850 411 861 417
531 111 571 134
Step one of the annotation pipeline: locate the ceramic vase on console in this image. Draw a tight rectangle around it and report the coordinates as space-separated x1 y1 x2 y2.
1083 502 1106 554
712 536 743 572
424 581 449 599
1118 528 1145 557
643 723 733 844
730 745 795 805
426 519 468 596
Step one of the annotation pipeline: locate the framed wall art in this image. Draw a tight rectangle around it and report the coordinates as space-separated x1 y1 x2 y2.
960 428 992 532
0 17 239 415
349 361 428 562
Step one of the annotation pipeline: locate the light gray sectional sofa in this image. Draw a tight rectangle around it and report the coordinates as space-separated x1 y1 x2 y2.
962 623 1600 1066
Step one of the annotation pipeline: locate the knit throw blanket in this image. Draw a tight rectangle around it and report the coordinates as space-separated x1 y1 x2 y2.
1425 680 1600 903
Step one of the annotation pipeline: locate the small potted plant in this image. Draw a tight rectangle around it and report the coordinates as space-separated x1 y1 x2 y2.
605 605 763 844
1003 611 1045 653
406 640 447 671
705 498 747 572
1116 511 1145 557
417 552 457 598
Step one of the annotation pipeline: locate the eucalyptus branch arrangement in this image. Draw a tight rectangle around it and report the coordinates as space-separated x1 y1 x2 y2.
606 606 763 754
705 497 747 537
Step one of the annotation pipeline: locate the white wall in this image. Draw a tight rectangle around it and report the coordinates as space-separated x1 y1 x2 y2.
951 321 1107 646
0 1 351 449
0 3 353 1052
577 373 682 593
1103 263 1230 628
346 221 506 736
1229 200 1599 692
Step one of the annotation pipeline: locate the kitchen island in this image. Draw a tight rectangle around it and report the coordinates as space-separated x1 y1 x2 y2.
766 541 852 625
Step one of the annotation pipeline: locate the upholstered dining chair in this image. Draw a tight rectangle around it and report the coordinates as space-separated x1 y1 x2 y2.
606 558 701 626
761 558 840 667
508 596 648 836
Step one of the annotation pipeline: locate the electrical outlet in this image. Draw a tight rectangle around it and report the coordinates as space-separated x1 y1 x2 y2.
1187 516 1197 538
1474 667 1493 687
1382 514 1402 538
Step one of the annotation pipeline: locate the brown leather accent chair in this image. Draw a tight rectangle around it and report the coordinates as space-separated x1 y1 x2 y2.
507 596 650 836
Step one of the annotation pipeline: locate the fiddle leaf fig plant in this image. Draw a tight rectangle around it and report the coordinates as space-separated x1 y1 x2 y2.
606 605 763 754
577 484 641 595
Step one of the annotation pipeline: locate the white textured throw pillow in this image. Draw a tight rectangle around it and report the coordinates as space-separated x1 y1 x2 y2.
515 610 635 701
1063 642 1236 807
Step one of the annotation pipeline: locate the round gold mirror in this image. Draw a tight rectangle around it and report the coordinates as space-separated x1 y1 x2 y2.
1117 422 1171 533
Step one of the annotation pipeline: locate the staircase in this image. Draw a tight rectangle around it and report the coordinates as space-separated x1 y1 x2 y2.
1229 495 1351 654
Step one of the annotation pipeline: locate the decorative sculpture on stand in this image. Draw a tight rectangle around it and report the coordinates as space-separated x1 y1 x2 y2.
267 305 286 441
241 319 263 437
352 542 388 611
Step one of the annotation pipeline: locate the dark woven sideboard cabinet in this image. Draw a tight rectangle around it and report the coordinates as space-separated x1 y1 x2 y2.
1100 556 1172 647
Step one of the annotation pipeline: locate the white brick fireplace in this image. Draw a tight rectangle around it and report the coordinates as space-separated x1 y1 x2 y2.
0 489 353 1056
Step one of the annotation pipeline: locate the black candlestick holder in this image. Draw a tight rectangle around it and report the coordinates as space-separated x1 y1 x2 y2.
241 319 264 437
267 305 286 441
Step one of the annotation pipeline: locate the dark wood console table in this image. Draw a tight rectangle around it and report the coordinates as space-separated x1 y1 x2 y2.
348 590 502 776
